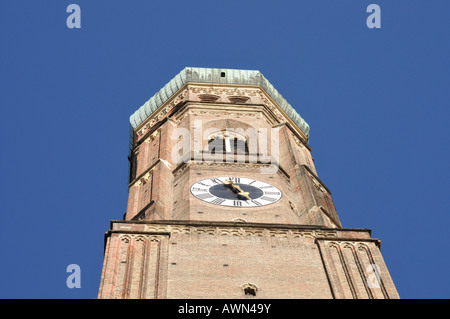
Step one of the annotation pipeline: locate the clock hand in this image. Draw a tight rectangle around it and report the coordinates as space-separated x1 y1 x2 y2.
224 179 252 200
233 185 252 200
237 191 251 200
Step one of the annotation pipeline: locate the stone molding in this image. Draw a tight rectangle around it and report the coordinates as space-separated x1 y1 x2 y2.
133 223 341 240
133 84 309 145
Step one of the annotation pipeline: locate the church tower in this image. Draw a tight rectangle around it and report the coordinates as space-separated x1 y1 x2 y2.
97 67 399 299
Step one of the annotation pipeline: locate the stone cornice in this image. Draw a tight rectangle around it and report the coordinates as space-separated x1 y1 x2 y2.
109 219 372 236
131 83 309 150
130 68 310 138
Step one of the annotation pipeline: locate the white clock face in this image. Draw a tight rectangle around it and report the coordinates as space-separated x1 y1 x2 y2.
190 177 282 207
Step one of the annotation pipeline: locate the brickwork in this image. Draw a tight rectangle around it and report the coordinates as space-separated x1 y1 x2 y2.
98 221 399 299
124 85 338 227
98 80 399 299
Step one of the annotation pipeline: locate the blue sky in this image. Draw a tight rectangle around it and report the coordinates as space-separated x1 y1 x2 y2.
0 1 449 299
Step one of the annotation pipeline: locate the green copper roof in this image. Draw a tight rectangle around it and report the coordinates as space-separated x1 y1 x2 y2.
129 67 310 138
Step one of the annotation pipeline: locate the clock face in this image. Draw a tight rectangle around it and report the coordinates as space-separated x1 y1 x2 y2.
190 177 282 207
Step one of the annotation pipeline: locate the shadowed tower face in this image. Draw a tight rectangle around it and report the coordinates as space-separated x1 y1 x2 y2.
97 67 399 299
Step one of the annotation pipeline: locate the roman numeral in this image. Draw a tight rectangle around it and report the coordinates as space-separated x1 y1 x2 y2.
211 198 226 205
264 191 280 196
197 182 210 187
233 201 242 207
251 200 262 206
259 196 277 202
228 177 240 183
210 178 222 184
192 187 208 192
196 193 214 200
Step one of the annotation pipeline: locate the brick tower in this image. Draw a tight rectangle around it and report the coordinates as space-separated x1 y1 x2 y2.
97 67 399 299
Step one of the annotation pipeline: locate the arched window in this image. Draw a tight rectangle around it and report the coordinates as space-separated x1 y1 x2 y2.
207 131 249 155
